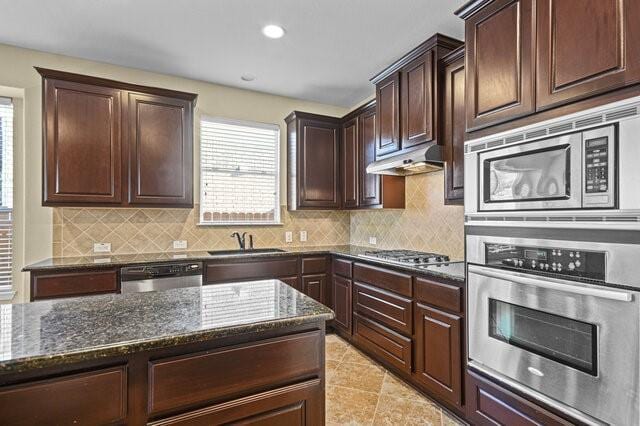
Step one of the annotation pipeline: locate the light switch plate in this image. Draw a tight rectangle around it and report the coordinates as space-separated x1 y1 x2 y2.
173 240 188 249
300 230 308 242
285 231 293 243
369 237 377 245
93 242 111 253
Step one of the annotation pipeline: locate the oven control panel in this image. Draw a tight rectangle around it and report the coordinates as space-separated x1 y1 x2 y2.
485 244 605 282
585 137 610 194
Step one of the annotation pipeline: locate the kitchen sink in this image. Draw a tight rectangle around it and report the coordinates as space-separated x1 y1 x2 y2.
207 248 286 256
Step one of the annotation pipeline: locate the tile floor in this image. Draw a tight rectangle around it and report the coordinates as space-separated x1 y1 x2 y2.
325 334 466 425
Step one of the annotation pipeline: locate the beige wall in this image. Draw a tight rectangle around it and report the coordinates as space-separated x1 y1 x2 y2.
0 43 348 302
350 172 465 260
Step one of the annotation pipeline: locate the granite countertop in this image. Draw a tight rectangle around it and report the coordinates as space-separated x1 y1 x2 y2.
23 245 466 282
0 279 334 373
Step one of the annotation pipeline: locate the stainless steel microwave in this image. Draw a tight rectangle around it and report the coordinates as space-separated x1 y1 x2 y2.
464 96 640 222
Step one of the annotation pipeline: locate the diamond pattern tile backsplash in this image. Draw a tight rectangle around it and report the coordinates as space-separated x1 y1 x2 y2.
52 172 464 259
52 206 350 257
350 172 465 260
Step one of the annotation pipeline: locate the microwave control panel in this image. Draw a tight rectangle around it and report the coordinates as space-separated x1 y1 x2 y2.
485 244 606 282
585 137 609 194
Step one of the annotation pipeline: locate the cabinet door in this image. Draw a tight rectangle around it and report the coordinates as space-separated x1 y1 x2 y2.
127 92 193 206
342 117 359 208
298 119 341 209
332 275 352 334
375 73 401 157
443 52 466 204
536 0 640 110
359 108 381 207
414 303 462 408
43 79 122 205
466 370 573 426
302 274 326 303
401 52 434 148
465 0 535 130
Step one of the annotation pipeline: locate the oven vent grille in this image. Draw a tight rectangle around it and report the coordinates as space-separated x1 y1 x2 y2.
469 143 486 152
606 107 638 121
525 129 547 139
575 115 604 128
505 134 524 144
548 123 574 134
486 139 504 148
466 215 640 223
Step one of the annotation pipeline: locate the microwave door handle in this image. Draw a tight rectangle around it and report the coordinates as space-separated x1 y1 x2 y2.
468 264 633 302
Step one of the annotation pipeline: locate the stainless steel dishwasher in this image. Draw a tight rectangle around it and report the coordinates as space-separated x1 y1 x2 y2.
120 262 203 293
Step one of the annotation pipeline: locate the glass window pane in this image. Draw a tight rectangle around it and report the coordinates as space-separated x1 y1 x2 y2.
489 299 597 375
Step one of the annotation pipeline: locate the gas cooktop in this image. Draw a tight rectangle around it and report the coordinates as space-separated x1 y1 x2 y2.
358 249 450 266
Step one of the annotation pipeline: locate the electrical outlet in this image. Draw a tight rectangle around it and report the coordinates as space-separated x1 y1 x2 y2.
173 240 188 250
299 230 308 242
93 242 111 253
369 237 377 245
285 231 293 243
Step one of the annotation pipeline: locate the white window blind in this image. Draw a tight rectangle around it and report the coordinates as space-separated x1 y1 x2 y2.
0 98 12 296
200 117 280 225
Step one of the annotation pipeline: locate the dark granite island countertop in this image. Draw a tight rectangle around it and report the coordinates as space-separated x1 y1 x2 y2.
0 279 333 374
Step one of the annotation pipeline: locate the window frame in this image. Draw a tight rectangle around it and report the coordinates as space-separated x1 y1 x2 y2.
0 97 13 300
198 116 282 226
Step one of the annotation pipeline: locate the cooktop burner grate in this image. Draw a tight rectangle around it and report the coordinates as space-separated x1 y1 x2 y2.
358 249 450 266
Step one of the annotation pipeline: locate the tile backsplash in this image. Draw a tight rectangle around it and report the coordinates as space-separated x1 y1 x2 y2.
350 172 465 260
52 172 464 259
52 206 350 257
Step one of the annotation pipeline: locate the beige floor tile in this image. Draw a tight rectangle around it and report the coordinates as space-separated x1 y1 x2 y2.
442 411 465 426
326 385 379 425
341 347 376 365
331 361 386 393
326 359 340 386
326 334 350 362
380 372 424 401
372 394 442 426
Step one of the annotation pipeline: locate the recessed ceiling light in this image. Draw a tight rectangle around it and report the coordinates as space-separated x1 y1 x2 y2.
241 74 256 82
262 24 285 39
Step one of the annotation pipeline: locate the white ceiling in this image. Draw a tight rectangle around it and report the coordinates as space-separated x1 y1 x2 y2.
0 0 464 107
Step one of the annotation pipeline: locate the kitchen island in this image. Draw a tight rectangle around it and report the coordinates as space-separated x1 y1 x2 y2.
0 279 333 425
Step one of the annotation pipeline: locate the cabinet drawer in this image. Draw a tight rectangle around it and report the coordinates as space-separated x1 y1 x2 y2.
353 263 412 297
149 379 323 426
466 370 573 426
205 257 299 284
414 277 462 313
353 314 412 373
30 269 118 301
332 257 352 278
302 256 328 275
0 366 127 425
353 282 412 335
148 331 322 415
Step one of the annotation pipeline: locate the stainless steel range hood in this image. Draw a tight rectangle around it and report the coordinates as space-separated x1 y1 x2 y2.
366 143 444 176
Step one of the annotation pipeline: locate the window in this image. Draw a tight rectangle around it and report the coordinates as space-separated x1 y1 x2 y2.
200 117 280 225
0 98 13 297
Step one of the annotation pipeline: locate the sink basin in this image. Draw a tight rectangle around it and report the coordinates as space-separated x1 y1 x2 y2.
207 248 286 256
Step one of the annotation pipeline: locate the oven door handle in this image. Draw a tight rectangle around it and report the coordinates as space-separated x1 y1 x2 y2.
468 264 634 302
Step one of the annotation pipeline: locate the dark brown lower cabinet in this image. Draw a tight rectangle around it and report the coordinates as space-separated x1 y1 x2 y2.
466 370 573 426
302 274 326 303
414 303 462 408
149 379 323 426
332 275 352 334
30 268 119 301
353 313 412 374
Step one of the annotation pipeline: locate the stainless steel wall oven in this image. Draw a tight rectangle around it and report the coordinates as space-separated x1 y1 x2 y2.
466 227 640 425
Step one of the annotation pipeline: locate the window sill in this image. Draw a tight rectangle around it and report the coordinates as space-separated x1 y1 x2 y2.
197 222 284 227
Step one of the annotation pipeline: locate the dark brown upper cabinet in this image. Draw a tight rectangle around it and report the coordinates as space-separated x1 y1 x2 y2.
127 92 193 206
340 101 405 210
371 34 463 160
536 0 640 110
401 52 434 149
456 0 640 135
462 0 536 131
38 68 196 208
286 112 341 210
442 47 466 205
342 117 359 208
375 73 401 157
